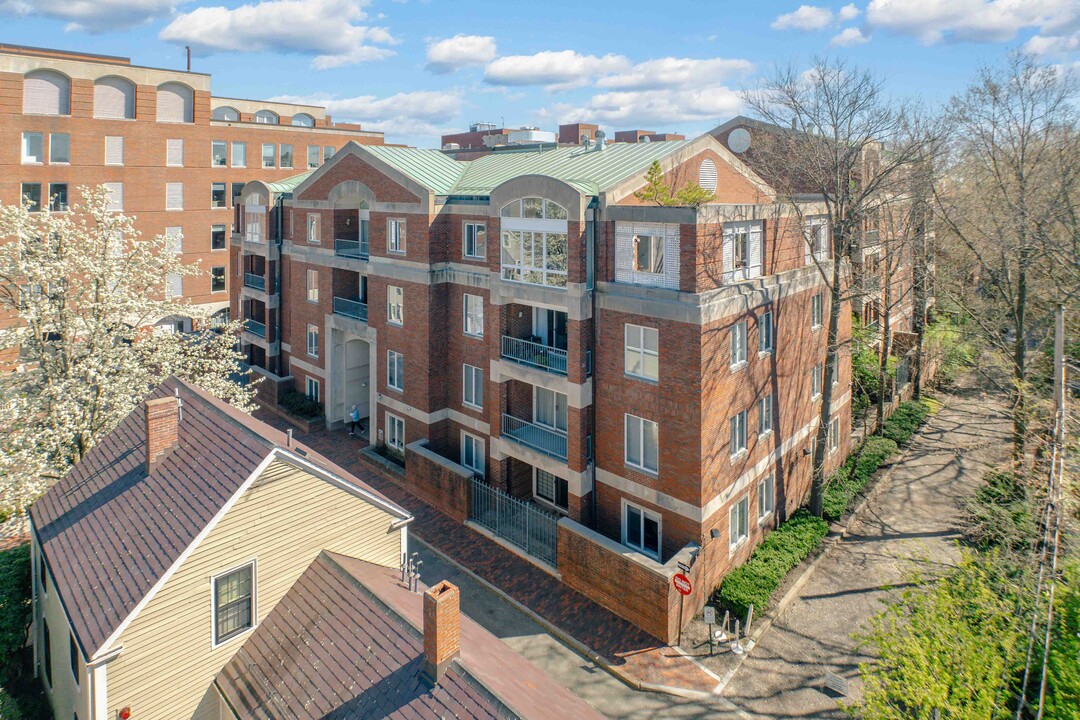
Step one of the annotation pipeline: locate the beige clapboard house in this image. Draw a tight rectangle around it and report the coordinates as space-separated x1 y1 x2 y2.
28 378 414 719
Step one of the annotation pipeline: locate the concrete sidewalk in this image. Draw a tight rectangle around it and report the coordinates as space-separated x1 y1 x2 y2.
718 374 1012 718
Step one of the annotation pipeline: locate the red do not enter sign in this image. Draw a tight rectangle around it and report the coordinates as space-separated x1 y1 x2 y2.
672 573 692 596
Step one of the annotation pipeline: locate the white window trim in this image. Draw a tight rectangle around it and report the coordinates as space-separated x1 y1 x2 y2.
758 472 775 524
306 324 319 358
464 221 486 260
387 218 406 254
387 286 403 326
462 364 483 410
624 413 659 475
21 132 44 164
829 416 841 455
306 269 319 304
210 559 257 649
759 394 773 438
460 431 485 477
759 311 774 355
624 324 659 382
729 496 749 554
387 350 404 392
812 364 823 400
386 412 405 452
463 294 484 338
305 377 320 402
730 320 747 370
307 214 320 244
730 410 748 459
811 293 824 331
621 499 662 560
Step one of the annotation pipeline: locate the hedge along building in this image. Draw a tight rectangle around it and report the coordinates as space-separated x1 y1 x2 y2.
231 131 853 639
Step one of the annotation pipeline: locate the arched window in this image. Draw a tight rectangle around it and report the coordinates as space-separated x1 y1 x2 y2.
499 198 569 288
254 110 279 125
499 197 567 220
291 113 315 127
698 158 717 192
212 106 240 121
23 70 70 115
94 76 136 119
157 82 193 123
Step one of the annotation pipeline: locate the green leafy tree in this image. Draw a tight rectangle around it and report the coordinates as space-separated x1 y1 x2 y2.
634 161 716 207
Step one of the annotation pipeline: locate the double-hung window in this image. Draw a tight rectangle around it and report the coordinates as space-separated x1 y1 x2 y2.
624 324 658 381
306 324 319 357
535 469 568 511
307 214 320 244
166 138 183 167
21 183 41 212
306 269 319 303
625 413 659 474
261 143 275 168
759 311 774 353
105 136 124 165
730 320 747 367
730 410 748 457
387 286 403 325
232 141 246 168
386 413 405 452
104 182 123 212
22 132 43 163
812 363 823 399
624 502 661 560
307 145 320 169
461 432 484 477
166 273 182 299
462 364 483 409
279 144 293 168
464 223 486 259
166 182 183 210
49 133 69 163
213 562 254 645
211 266 226 293
729 495 749 551
758 472 775 521
211 224 226 251
212 140 227 167
387 350 404 391
811 293 824 328
463 294 483 337
48 183 68 211
830 416 840 454
388 219 405 253
759 394 773 436
306 377 320 402
211 182 226 208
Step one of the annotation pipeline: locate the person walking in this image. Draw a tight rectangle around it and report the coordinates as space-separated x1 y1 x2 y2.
349 404 361 437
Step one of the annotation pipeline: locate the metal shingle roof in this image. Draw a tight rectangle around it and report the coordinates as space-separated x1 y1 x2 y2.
362 146 466 195
263 170 315 194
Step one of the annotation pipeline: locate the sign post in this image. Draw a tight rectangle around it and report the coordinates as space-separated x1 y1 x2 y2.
672 572 692 646
703 606 716 655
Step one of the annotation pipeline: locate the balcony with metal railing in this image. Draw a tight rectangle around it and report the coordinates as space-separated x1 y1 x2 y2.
334 238 370 260
501 336 567 375
501 414 568 461
332 296 368 322
244 272 266 292
244 318 267 338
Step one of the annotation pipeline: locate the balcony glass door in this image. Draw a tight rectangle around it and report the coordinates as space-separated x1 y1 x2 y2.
532 308 568 350
534 387 568 432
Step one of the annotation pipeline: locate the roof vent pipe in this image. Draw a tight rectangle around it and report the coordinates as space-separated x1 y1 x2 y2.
595 129 606 151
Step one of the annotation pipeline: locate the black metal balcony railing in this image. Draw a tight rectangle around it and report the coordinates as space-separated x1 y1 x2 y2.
332 296 368 321
501 414 568 461
244 318 267 338
334 238 370 260
244 272 266 292
501 336 568 375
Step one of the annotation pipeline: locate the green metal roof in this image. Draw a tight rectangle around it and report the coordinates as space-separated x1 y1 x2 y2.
357 140 695 197
264 170 315 194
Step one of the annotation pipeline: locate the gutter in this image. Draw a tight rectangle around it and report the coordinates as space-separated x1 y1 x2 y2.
588 197 600 530
273 193 284 374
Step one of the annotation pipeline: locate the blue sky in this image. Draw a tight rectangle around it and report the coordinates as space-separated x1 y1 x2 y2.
3 1 1077 147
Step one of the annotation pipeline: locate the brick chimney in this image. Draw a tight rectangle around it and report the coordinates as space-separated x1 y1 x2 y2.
422 580 461 684
145 396 179 474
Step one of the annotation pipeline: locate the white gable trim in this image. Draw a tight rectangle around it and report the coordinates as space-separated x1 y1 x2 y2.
273 448 413 522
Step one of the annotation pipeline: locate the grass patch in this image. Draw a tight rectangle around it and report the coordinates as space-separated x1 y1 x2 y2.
822 436 899 521
714 509 829 620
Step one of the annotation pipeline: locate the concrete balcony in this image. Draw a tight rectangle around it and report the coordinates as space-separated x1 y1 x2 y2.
332 296 368 322
244 318 267 338
501 414 567 461
334 238 369 260
244 272 266 292
501 336 567 375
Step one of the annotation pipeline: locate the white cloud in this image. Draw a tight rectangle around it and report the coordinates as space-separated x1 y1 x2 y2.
425 34 497 73
0 0 177 32
271 89 463 137
596 57 754 90
1025 31 1080 55
838 3 861 21
553 86 743 127
159 0 396 70
866 0 1079 45
484 50 630 90
772 5 834 31
831 26 870 45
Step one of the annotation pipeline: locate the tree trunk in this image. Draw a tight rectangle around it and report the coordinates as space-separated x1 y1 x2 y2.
1012 253 1027 463
877 268 893 432
912 208 929 401
810 249 845 517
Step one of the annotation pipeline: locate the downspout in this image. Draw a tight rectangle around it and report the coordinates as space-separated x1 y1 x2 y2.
588 196 600 530
274 193 285 375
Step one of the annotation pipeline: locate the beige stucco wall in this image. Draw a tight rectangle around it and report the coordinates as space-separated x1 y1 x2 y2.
99 458 405 720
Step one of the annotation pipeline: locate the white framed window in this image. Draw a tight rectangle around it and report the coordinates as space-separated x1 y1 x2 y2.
462 364 483 409
21 132 43 163
166 138 183 167
103 182 123 212
623 501 661 560
386 412 405 452
212 140 227 167
759 311 774 353
729 495 749 552
166 182 183 211
387 350 404 391
305 377 320 402
165 272 182 299
463 294 484 337
211 182 227 209
212 224 227 251
811 292 824 329
49 133 69 163
165 226 182 254
232 141 246 168
624 324 658 381
464 222 486 259
758 472 775 522
279 144 293 169
632 232 665 274
307 214 320 244
262 143 275 168
387 285 403 325
812 363 823 399
255 109 278 124
759 393 773 436
104 136 124 166
730 320 747 368
212 561 255 646
211 266 226 293
723 220 763 282
306 269 319 303
306 324 319 358
534 387 568 432
615 221 679 289
806 218 830 264
830 416 840 454
730 410 747 457
535 469 568 511
461 432 485 477
307 145 320 169
625 413 659 474
388 218 405 253
324 145 335 161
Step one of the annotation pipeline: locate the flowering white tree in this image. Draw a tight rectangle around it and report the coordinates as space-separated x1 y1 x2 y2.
0 185 256 516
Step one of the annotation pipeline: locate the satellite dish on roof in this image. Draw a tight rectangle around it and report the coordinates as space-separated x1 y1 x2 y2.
728 128 751 153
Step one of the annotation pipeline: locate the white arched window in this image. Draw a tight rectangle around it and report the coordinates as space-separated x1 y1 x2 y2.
291 113 315 127
94 76 136 119
698 158 718 192
499 198 569 288
157 82 193 123
23 70 70 115
254 110 279 125
212 106 240 121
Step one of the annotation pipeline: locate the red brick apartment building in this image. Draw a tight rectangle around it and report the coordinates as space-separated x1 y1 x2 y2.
0 43 383 349
232 128 853 640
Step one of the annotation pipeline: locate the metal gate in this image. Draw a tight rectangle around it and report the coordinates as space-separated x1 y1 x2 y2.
469 477 558 566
